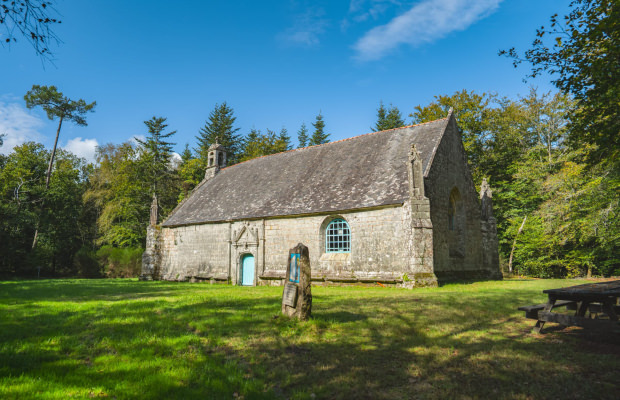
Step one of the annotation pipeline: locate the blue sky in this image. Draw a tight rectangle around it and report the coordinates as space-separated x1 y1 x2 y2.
0 0 570 161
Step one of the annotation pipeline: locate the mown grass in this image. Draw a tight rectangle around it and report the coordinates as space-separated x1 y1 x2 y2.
0 278 618 399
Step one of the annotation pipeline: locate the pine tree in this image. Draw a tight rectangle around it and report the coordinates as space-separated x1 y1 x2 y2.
276 127 292 152
134 116 176 199
195 102 241 165
372 101 405 131
309 112 329 146
240 128 262 162
180 143 193 163
297 122 309 148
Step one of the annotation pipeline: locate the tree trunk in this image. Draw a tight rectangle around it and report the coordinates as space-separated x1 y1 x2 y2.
508 216 527 274
45 116 63 190
32 116 64 250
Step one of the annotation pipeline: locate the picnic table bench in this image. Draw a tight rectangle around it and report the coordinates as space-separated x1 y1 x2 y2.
519 280 620 333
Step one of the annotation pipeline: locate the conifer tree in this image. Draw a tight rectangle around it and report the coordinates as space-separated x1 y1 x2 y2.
309 112 329 146
372 102 405 131
180 143 193 163
240 128 262 162
134 117 176 201
297 122 309 148
195 102 241 165
276 127 292 152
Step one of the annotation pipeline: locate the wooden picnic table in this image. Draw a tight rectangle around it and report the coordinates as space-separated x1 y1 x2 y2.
519 280 620 333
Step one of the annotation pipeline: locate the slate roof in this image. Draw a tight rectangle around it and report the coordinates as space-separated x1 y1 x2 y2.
163 116 450 226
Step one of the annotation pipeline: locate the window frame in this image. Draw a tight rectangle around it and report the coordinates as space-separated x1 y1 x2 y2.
325 218 351 253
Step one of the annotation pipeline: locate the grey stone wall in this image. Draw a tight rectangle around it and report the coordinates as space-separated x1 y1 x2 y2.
425 117 499 281
155 204 437 286
159 222 231 281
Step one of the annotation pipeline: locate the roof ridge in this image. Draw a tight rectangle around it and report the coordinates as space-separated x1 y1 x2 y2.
221 116 449 171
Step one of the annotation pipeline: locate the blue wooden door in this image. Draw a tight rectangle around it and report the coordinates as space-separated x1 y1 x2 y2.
241 254 255 286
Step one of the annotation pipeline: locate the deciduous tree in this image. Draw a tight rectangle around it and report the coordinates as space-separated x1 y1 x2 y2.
24 85 95 249
500 0 619 163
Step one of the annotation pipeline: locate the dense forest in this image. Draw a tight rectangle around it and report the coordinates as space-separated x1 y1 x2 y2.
0 0 617 279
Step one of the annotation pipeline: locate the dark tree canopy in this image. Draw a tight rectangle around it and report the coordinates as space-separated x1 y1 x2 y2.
500 0 619 162
1 1 61 60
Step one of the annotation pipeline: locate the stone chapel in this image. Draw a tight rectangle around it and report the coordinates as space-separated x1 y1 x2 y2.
141 111 502 287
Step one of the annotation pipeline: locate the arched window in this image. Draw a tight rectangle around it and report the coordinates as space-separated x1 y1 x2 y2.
325 218 351 253
448 187 465 258
448 194 456 231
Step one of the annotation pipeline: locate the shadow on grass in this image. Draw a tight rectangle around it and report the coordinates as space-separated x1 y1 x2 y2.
1 280 619 399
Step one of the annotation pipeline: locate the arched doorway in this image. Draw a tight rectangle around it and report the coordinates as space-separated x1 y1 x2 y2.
241 254 255 286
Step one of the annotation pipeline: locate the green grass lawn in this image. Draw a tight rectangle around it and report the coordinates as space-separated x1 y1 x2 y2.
0 279 618 399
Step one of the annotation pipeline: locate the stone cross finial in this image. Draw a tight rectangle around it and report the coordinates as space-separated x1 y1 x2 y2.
480 178 493 221
149 193 158 226
408 143 425 198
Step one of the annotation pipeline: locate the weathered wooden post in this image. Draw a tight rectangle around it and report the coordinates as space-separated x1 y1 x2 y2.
281 243 312 320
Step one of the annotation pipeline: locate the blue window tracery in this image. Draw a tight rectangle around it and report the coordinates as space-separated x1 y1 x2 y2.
326 218 351 253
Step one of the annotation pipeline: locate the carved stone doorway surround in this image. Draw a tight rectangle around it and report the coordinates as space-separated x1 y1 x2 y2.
231 222 260 286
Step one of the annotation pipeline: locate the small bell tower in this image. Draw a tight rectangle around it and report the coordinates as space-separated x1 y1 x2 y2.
205 138 227 180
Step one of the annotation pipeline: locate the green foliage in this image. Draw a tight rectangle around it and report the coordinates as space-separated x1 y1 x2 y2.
85 133 181 248
309 112 329 146
372 101 405 131
0 142 95 276
497 0 620 277
180 143 193 163
297 122 309 148
134 116 178 201
177 158 205 200
411 90 495 182
95 246 143 278
277 127 292 152
24 85 96 126
85 142 149 248
195 102 241 165
501 0 620 163
73 247 102 278
239 128 292 162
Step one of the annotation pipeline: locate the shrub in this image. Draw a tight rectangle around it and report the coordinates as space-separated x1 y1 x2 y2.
74 247 102 278
96 246 143 278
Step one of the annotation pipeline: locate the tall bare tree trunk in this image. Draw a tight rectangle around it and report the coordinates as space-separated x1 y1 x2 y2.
508 216 527 274
32 116 63 250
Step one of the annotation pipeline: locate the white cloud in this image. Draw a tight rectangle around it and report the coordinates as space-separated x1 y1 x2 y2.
62 137 99 163
278 8 329 47
353 0 502 61
170 152 182 170
348 0 401 22
0 100 45 154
